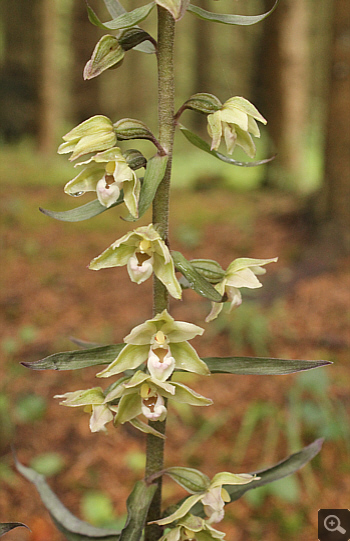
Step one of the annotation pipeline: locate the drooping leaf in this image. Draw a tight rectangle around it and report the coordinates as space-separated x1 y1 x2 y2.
21 345 125 371
103 0 156 54
119 481 157 541
15 458 121 541
39 197 122 222
201 356 332 376
125 154 168 221
187 0 278 26
0 523 29 537
180 126 275 167
88 2 155 31
172 251 223 302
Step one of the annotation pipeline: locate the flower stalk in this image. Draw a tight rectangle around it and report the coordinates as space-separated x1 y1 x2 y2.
145 7 176 540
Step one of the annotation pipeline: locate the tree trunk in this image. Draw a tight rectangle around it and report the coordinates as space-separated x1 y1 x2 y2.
318 0 350 253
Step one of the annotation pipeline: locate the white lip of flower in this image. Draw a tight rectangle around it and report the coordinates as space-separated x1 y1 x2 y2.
147 331 176 382
205 257 277 322
201 486 230 524
141 390 167 421
64 148 140 216
207 97 267 159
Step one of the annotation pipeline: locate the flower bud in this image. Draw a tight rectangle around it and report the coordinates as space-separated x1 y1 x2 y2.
83 35 124 80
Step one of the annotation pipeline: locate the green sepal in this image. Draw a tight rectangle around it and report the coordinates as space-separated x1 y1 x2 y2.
119 480 157 541
190 259 225 283
124 154 168 221
180 125 275 167
88 2 155 31
114 118 155 141
172 251 223 302
97 344 149 378
0 523 29 537
182 93 222 115
163 467 211 494
129 417 166 439
172 382 213 406
119 28 155 51
171 342 210 376
187 0 279 25
39 197 123 223
201 356 332 376
115 393 142 424
123 149 147 170
83 35 125 80
21 344 125 371
15 457 121 540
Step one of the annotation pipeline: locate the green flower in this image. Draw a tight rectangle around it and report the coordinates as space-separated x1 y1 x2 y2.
207 97 267 158
54 387 114 433
89 224 182 299
64 147 140 216
205 257 277 322
58 115 116 161
97 309 209 380
153 471 256 526
103 370 212 433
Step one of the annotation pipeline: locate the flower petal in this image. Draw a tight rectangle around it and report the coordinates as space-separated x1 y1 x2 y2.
97 344 149 378
171 342 210 375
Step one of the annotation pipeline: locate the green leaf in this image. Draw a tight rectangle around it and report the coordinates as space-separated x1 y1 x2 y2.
15 458 121 540
172 251 223 302
187 0 279 25
39 197 123 222
163 467 211 494
119 481 157 541
180 125 275 167
103 0 155 54
0 523 29 537
201 357 332 375
89 2 155 31
21 344 125 371
226 438 324 502
125 155 168 221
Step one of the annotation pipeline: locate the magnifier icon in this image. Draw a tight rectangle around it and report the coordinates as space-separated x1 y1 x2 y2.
324 515 346 534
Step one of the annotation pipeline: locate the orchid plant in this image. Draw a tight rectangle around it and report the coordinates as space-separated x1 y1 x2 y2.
7 1 331 540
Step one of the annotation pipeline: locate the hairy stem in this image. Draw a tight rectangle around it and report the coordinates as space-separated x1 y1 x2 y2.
145 7 176 541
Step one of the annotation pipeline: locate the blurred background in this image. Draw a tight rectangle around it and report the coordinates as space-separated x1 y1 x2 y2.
0 1 349 540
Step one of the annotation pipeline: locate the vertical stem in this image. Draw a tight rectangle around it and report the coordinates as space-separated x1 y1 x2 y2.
145 7 176 541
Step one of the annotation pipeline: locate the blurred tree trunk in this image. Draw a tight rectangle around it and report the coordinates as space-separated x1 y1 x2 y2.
0 0 41 141
254 0 310 188
316 0 350 253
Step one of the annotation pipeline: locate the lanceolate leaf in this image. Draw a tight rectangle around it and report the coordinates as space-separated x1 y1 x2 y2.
119 481 157 541
15 459 121 541
125 155 168 221
187 0 279 25
172 251 223 302
227 438 324 502
180 126 275 167
0 523 29 537
39 197 122 222
88 3 155 31
21 345 124 371
201 356 332 376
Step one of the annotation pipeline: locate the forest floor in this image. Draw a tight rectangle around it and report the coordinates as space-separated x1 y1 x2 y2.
1 182 349 541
